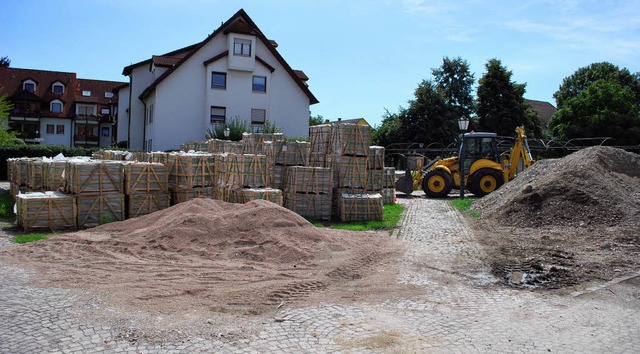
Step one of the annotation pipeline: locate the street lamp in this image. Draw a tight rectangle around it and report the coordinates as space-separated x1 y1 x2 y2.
223 125 230 139
458 116 470 199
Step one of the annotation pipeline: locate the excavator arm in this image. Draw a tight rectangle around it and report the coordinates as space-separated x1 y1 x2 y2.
505 126 534 181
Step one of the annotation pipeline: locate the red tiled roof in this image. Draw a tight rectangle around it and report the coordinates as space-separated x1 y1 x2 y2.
77 78 126 105
138 9 318 104
122 43 199 76
152 55 182 68
525 99 557 127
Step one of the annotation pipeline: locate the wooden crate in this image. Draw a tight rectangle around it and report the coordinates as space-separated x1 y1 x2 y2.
180 141 208 152
42 160 68 191
16 191 76 231
309 152 328 168
171 186 215 205
368 146 385 170
381 188 396 204
229 188 283 206
309 124 332 155
10 182 25 199
284 193 332 221
366 169 383 191
127 192 170 218
383 167 396 188
328 155 368 189
167 152 215 189
284 166 332 194
207 139 242 154
123 162 168 194
8 158 34 187
67 160 124 194
269 164 287 190
26 159 44 191
214 153 269 188
76 192 125 228
147 152 169 165
337 193 383 222
329 124 371 157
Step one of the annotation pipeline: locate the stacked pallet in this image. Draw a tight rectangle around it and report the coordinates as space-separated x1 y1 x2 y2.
381 167 396 204
206 139 242 154
123 162 169 218
337 193 383 222
283 166 332 220
228 188 283 206
241 132 286 154
366 146 395 204
180 141 208 152
213 153 271 202
7 158 33 197
16 191 76 231
166 152 215 204
67 160 125 228
42 159 67 191
264 141 310 189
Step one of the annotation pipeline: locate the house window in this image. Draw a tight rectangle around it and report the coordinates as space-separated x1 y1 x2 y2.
23 80 36 92
101 108 110 115
105 92 114 98
148 104 153 124
252 76 266 92
50 100 63 113
82 90 91 97
211 72 227 89
233 38 251 56
52 82 64 94
76 104 96 116
46 124 55 134
101 127 110 137
210 106 226 123
251 109 266 124
56 125 65 134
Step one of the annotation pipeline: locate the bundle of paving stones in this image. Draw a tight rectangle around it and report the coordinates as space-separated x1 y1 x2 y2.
123 161 170 218
283 166 333 220
15 191 76 230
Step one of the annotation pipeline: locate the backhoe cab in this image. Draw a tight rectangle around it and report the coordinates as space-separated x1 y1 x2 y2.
396 126 534 198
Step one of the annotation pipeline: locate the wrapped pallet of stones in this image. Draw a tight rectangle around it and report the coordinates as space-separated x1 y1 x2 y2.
76 192 125 227
167 152 215 189
381 167 396 204
228 188 283 206
207 139 242 154
42 159 68 191
123 162 168 194
172 186 215 204
16 191 76 231
337 192 383 222
26 159 44 191
368 146 385 170
328 155 368 189
180 141 208 152
67 160 124 194
329 124 371 157
264 141 310 189
215 153 269 188
147 152 169 165
127 192 171 218
283 166 332 220
241 132 286 154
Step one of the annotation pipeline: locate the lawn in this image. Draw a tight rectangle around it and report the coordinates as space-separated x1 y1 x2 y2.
312 203 405 233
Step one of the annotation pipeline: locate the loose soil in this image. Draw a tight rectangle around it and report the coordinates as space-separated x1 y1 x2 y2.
1 198 412 316
472 146 640 290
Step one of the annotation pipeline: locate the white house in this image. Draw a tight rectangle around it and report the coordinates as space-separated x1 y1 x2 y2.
118 9 318 151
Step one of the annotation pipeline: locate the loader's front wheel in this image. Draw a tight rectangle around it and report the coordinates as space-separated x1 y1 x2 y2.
422 169 453 198
469 168 504 197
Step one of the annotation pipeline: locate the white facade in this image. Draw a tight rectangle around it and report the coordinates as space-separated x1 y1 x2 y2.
122 10 316 152
40 118 72 146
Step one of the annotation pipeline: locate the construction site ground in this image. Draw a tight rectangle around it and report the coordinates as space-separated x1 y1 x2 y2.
1 184 639 353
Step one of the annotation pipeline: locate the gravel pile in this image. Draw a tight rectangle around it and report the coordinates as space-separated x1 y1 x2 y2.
472 146 640 228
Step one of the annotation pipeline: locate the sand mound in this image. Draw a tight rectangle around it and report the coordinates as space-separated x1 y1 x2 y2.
2 198 405 314
473 146 640 227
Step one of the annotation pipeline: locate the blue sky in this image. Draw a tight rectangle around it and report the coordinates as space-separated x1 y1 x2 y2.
2 0 639 128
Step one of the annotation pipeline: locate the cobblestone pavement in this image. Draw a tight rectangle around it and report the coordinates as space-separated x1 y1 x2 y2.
1 194 639 353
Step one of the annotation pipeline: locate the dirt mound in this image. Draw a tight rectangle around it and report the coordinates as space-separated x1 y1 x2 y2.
473 146 640 228
1 198 407 315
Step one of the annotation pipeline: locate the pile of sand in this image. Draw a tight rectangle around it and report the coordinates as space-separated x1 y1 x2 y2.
473 146 640 228
2 198 405 314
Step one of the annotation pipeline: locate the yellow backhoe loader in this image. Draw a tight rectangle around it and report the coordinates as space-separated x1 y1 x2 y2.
395 126 534 197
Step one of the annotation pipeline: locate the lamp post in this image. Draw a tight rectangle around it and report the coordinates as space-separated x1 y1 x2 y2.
458 116 470 199
223 125 230 139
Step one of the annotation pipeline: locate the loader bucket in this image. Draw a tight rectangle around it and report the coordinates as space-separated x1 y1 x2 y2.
395 169 414 195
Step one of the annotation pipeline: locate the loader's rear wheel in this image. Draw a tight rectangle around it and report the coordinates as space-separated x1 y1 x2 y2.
469 168 504 197
422 169 453 198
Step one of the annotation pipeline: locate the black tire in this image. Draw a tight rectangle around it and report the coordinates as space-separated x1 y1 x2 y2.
469 168 504 197
422 169 453 198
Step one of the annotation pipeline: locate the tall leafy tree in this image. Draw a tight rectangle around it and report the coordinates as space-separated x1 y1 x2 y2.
371 109 403 147
0 90 20 144
476 59 542 138
309 114 324 126
549 79 640 146
432 56 475 119
554 62 640 108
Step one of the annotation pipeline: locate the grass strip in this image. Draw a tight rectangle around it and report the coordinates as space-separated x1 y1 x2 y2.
450 197 481 218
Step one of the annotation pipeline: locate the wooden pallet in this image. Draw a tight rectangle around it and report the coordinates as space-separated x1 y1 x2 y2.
284 193 332 220
284 166 332 194
229 188 283 206
16 191 76 231
124 162 168 194
167 152 215 189
42 160 68 191
171 186 215 205
214 153 269 188
337 192 383 222
127 192 170 218
327 155 368 189
67 160 124 194
383 167 396 188
366 169 383 191
368 146 385 170
76 192 125 228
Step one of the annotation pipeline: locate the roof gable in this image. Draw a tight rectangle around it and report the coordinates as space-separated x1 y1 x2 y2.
138 9 318 104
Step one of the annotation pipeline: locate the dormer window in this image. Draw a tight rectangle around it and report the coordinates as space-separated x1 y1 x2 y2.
23 79 36 92
105 92 114 98
233 39 251 57
82 90 91 97
50 100 63 113
52 82 65 94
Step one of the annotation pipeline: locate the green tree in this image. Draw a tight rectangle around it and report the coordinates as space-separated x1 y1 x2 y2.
0 91 20 144
309 114 324 126
432 56 475 119
476 59 542 138
549 79 640 146
554 62 640 108
0 56 9 68
371 109 403 147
